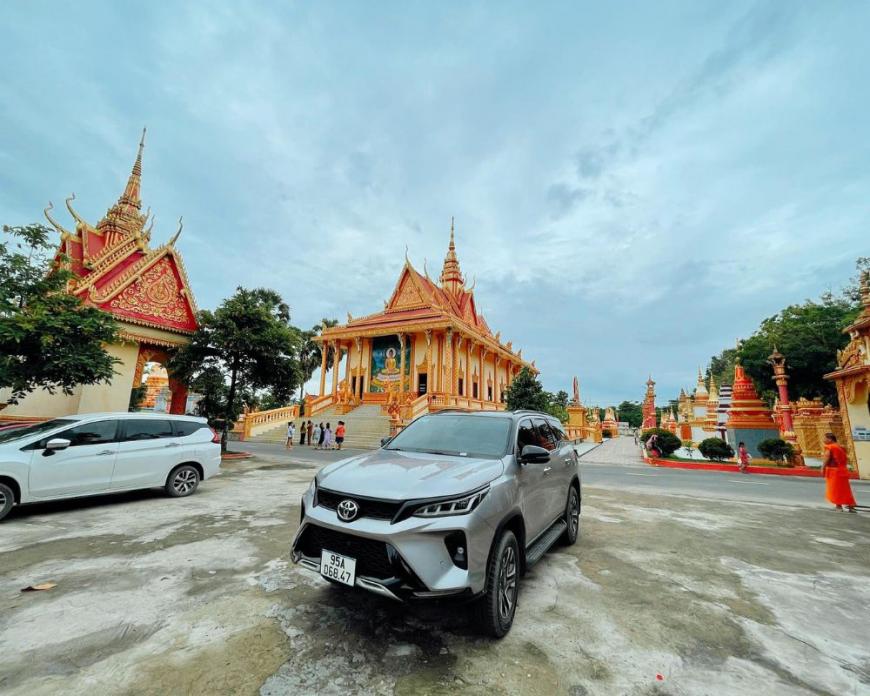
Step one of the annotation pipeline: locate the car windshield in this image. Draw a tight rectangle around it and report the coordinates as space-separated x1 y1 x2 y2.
0 419 75 444
385 414 512 458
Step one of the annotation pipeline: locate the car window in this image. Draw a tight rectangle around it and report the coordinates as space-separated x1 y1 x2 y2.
383 414 512 458
532 418 558 452
517 419 537 451
173 421 206 437
122 419 175 441
1 419 75 446
60 420 118 447
550 422 567 444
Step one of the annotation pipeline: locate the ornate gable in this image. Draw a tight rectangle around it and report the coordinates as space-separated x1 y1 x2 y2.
386 265 430 312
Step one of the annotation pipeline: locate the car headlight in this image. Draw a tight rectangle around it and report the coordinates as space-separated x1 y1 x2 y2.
413 486 489 518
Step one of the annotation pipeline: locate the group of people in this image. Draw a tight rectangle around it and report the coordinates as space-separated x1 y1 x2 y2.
285 420 346 450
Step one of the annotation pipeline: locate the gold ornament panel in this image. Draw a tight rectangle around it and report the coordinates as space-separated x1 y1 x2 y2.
110 258 189 324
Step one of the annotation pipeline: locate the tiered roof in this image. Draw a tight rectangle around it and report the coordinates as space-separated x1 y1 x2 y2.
45 130 197 340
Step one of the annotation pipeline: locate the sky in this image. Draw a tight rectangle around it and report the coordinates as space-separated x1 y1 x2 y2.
1 1 868 406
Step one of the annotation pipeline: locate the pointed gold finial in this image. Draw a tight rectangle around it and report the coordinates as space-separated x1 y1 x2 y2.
44 201 73 238
168 216 183 246
65 193 87 227
450 216 455 246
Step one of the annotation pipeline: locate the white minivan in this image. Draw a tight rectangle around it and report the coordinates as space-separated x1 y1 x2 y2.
0 412 222 522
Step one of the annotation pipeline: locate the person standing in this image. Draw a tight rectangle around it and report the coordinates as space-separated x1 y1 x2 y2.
317 422 326 449
822 433 857 513
737 442 750 473
312 422 322 449
335 421 346 450
299 420 306 446
285 421 295 449
324 422 333 450
307 420 314 447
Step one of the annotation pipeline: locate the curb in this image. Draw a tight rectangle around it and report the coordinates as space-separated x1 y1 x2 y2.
644 455 859 479
222 451 253 461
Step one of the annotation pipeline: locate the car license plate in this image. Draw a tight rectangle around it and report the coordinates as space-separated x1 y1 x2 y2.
320 549 356 586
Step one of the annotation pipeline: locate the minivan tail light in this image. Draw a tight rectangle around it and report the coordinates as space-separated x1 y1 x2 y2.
210 428 221 444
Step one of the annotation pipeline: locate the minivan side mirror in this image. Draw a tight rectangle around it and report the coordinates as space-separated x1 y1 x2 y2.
520 444 550 464
43 438 71 456
380 436 392 448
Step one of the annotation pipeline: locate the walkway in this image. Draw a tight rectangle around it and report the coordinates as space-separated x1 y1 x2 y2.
578 435 643 466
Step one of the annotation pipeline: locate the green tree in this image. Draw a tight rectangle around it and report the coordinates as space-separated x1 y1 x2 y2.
297 317 339 395
708 348 738 387
737 294 860 405
699 437 734 462
504 367 550 412
170 287 302 449
758 438 794 464
0 223 118 406
615 400 643 428
639 428 681 456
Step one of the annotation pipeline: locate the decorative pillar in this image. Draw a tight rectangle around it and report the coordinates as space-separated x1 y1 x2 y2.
481 347 489 402
445 329 454 396
343 340 352 396
330 341 339 397
355 337 362 398
455 334 463 395
768 348 797 443
398 333 406 393
319 342 328 396
494 356 501 403
425 329 433 394
465 340 471 397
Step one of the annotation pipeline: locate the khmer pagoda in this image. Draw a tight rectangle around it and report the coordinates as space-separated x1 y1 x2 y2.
725 362 778 457
306 220 530 426
0 130 199 419
641 376 657 430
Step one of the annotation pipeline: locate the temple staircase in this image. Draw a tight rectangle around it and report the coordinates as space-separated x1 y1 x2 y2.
247 404 391 450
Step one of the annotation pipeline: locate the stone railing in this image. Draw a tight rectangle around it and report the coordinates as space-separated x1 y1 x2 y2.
306 394 335 418
425 393 505 412
235 404 299 441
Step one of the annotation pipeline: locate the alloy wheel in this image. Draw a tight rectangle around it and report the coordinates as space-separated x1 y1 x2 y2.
497 544 518 622
0 489 6 509
569 490 580 537
173 469 197 494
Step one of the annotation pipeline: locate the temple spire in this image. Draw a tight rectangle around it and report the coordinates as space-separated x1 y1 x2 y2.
120 127 146 210
439 216 464 294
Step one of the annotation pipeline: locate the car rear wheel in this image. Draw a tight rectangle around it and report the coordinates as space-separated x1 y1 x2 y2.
473 529 519 638
0 483 14 522
561 486 580 545
165 465 200 498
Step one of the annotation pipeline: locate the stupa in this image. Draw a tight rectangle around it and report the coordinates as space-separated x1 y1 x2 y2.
725 362 778 457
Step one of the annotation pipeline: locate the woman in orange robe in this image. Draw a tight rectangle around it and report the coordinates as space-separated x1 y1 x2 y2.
822 433 857 512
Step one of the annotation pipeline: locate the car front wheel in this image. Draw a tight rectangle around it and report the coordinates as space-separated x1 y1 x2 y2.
0 483 14 522
165 465 201 498
561 485 580 545
474 529 520 638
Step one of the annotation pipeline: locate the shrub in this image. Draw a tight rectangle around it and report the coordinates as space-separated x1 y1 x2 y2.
699 437 734 462
758 438 795 464
640 428 681 457
602 428 613 439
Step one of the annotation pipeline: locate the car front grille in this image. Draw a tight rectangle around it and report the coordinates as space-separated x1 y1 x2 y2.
316 488 404 521
297 524 395 579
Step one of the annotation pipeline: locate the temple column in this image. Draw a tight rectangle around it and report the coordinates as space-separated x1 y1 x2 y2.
343 340 352 394
445 329 454 396
481 346 488 402
330 341 339 397
425 330 433 394
768 348 797 443
465 339 471 397
456 335 464 396
355 337 362 398
319 342 328 396
398 333 406 393
494 356 501 403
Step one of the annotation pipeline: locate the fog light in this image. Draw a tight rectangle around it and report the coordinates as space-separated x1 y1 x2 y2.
445 532 468 569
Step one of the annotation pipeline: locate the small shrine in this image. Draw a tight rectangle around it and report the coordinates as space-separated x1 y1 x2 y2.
565 377 602 442
825 271 870 478
725 363 778 457
641 376 657 430
1 130 198 419
601 406 619 437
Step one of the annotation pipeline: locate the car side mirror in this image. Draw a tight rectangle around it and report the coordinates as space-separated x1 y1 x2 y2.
520 444 550 464
43 438 71 456
380 436 392 448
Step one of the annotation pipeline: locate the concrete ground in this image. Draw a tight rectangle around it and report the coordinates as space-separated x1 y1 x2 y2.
1 439 869 695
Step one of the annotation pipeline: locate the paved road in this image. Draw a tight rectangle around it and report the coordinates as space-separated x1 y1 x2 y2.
237 439 869 510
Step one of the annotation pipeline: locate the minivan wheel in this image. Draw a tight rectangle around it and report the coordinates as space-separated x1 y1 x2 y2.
0 483 14 522
165 465 200 498
561 486 580 546
474 530 519 638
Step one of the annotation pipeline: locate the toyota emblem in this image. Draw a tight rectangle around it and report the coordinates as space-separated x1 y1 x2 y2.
337 499 359 522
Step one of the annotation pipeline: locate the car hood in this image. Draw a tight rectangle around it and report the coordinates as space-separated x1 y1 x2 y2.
317 449 505 500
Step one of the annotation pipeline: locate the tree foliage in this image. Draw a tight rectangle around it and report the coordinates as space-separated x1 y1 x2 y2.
699 437 734 462
639 428 681 457
170 287 302 447
0 223 119 405
758 438 794 463
504 367 550 413
297 317 339 394
615 400 643 428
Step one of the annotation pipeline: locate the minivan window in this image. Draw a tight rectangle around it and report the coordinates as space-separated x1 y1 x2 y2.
122 419 175 441
61 420 118 447
173 421 206 437
0 419 75 445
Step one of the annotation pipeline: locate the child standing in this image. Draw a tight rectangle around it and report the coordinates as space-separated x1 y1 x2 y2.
285 421 295 449
335 421 346 450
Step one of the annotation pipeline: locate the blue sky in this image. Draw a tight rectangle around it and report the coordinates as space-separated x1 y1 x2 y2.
2 1 868 406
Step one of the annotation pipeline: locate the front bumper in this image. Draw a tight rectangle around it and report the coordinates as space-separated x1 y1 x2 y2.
291 486 500 601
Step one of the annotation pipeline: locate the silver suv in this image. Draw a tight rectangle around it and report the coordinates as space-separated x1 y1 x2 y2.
291 410 581 637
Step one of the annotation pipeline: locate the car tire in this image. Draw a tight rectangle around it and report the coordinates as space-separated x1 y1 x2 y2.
165 465 200 498
0 483 14 522
473 529 520 638
561 485 580 546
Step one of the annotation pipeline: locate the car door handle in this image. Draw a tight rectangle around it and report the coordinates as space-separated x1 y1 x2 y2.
164 442 180 448
97 450 114 456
